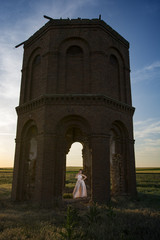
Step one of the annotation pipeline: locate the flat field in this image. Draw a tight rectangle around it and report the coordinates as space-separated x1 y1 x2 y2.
0 167 160 240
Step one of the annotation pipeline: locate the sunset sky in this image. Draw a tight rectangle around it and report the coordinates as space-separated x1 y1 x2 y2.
0 0 160 167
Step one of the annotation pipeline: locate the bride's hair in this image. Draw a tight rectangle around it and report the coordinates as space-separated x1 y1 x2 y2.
79 169 83 173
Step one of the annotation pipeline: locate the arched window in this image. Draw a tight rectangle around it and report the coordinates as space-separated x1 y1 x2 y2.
67 45 83 56
66 45 84 93
110 54 118 66
30 54 41 99
109 54 120 100
33 55 41 65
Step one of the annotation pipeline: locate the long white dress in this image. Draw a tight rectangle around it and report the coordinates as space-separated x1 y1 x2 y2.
73 174 87 199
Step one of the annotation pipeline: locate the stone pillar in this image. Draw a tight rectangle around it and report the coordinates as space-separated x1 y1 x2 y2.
11 138 22 200
33 133 44 202
63 141 72 189
12 138 31 201
127 139 137 196
121 138 128 194
82 142 92 196
91 134 110 203
34 133 56 205
54 135 66 199
111 153 124 196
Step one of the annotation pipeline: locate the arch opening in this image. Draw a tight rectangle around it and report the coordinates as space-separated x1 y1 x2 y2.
60 125 91 200
20 123 38 201
64 142 83 199
109 121 128 196
66 142 83 167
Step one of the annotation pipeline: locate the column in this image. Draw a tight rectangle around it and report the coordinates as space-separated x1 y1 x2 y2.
54 135 66 199
126 138 137 196
91 134 110 203
34 133 44 202
11 138 22 200
35 133 56 205
82 142 92 196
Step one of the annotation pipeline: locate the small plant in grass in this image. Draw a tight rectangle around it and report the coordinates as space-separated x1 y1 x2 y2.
106 203 116 219
82 203 107 240
59 206 79 240
85 203 101 224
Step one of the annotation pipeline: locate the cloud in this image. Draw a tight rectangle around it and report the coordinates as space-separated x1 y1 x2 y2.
144 138 160 147
0 35 21 138
134 118 160 139
134 118 160 167
135 137 160 151
131 61 160 83
134 118 155 126
144 61 160 71
0 45 22 99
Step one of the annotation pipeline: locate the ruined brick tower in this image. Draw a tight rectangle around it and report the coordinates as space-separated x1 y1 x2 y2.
12 17 136 205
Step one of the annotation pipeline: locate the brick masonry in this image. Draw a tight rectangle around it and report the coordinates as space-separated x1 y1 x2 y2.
12 18 137 205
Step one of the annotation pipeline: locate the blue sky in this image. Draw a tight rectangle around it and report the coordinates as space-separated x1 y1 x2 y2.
0 0 160 167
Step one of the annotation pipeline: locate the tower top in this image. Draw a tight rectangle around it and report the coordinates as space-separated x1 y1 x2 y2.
22 17 129 48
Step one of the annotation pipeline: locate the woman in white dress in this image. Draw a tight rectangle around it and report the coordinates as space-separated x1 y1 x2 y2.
73 169 87 199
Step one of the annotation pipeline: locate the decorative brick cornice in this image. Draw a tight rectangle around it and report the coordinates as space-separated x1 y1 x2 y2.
16 94 135 116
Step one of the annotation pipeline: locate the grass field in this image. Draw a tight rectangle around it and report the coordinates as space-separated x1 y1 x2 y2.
136 168 160 173
0 167 160 239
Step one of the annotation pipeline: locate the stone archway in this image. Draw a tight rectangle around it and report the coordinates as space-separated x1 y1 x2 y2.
14 120 38 201
54 115 92 200
65 142 83 194
110 121 129 196
64 128 92 198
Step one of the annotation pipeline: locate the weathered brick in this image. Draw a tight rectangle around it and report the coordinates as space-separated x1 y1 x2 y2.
12 18 136 205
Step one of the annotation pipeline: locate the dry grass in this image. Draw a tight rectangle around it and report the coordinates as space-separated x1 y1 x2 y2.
0 167 160 239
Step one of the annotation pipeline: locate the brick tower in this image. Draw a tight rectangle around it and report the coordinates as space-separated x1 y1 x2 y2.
12 17 136 205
